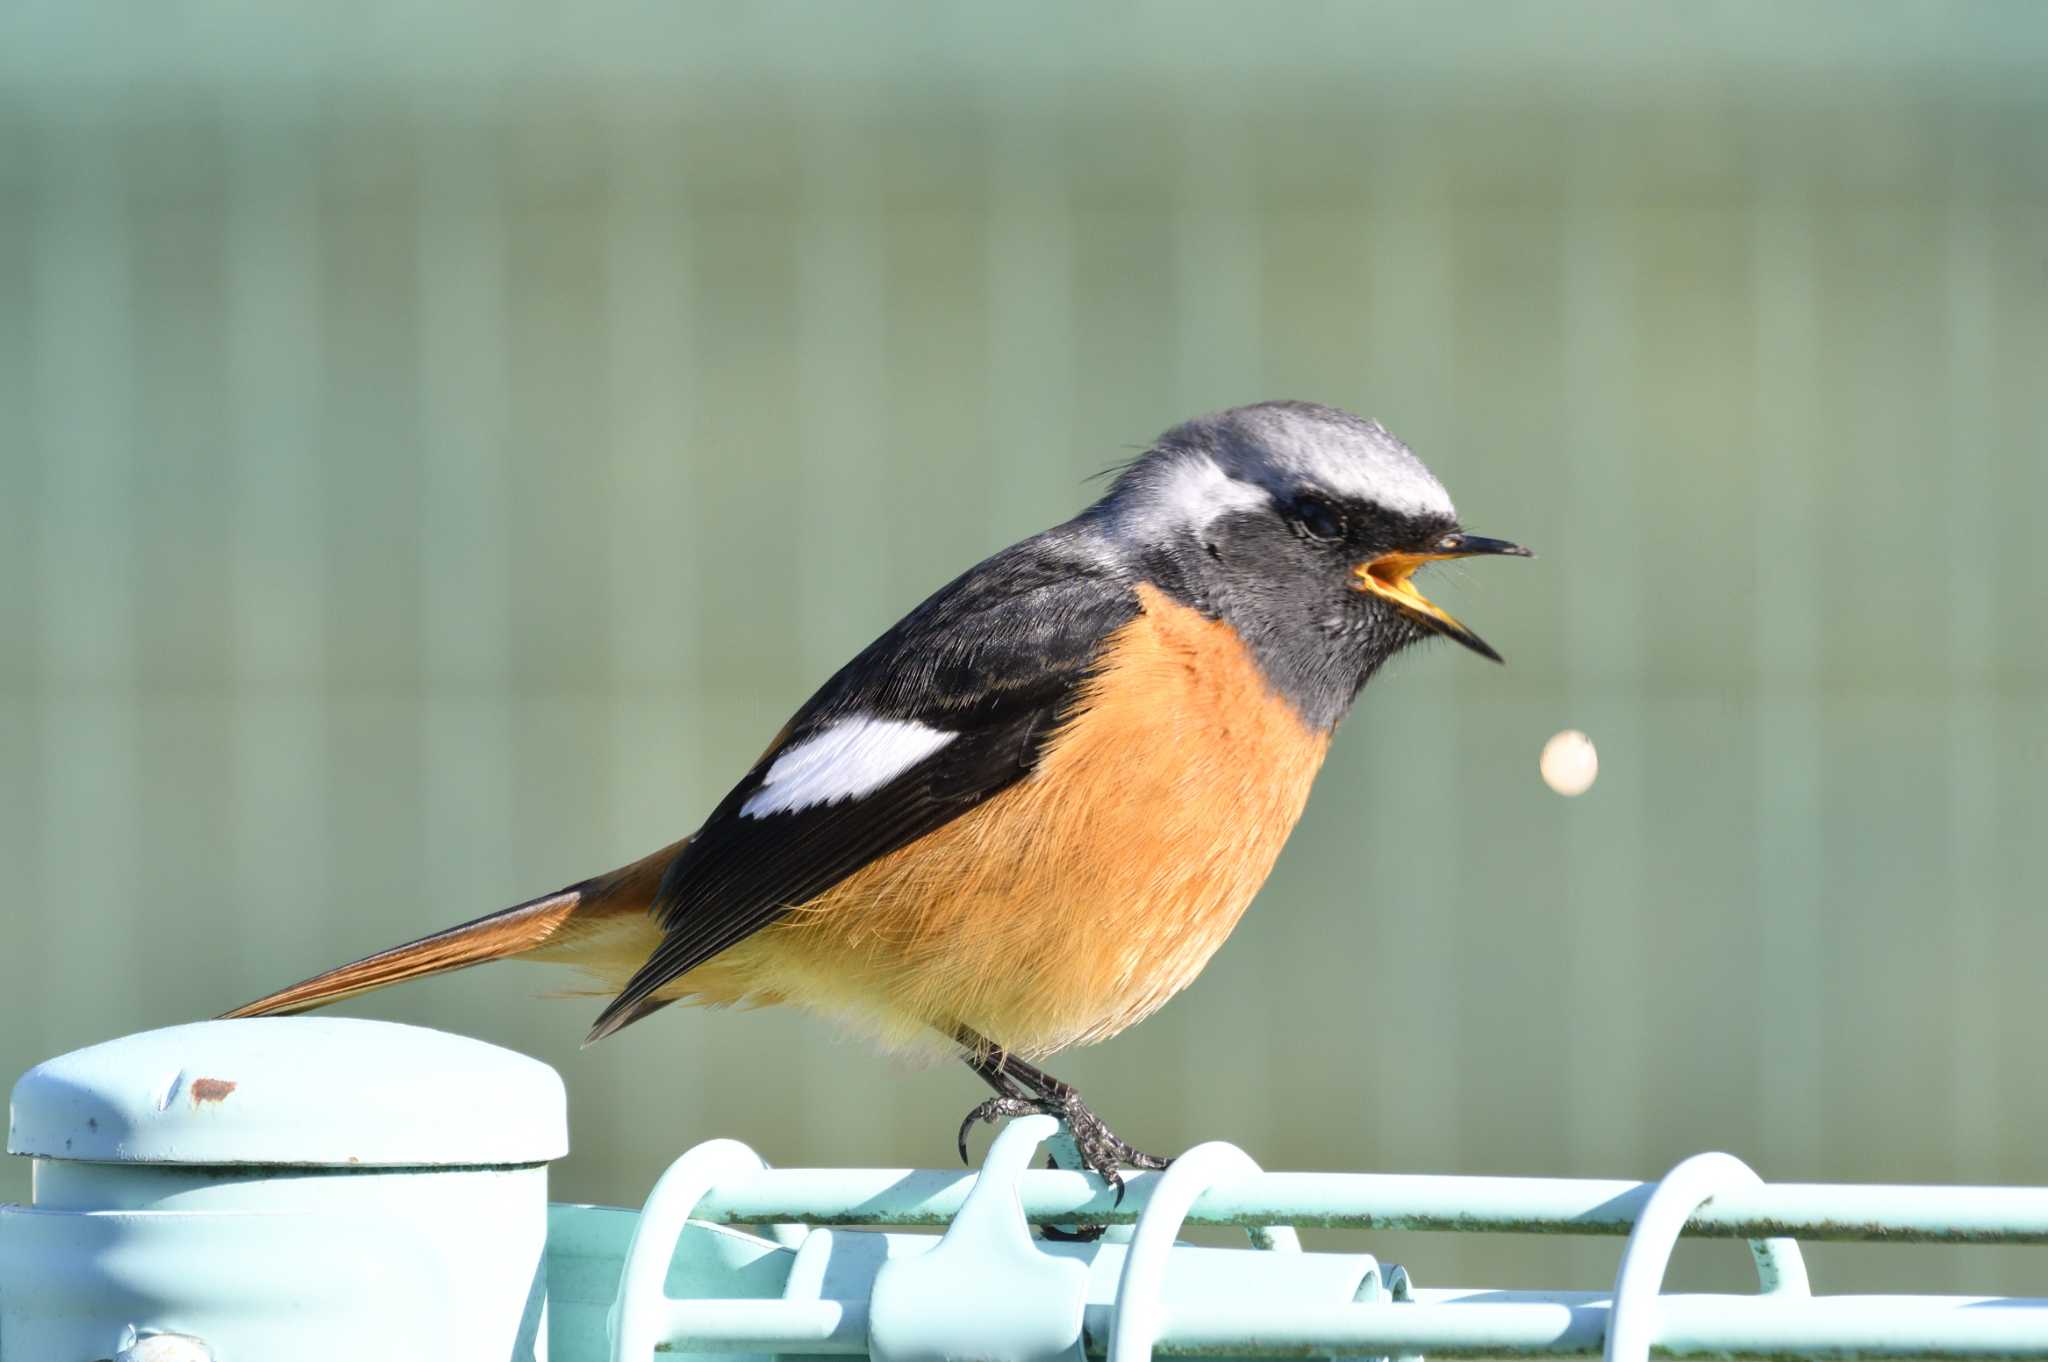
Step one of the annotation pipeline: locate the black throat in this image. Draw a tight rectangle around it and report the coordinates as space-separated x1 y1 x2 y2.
1129 510 1430 733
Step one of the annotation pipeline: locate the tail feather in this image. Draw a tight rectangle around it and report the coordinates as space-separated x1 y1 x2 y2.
582 990 674 1046
220 889 584 1018
220 837 686 1020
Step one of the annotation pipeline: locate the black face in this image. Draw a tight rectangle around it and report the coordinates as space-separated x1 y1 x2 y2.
1141 488 1465 731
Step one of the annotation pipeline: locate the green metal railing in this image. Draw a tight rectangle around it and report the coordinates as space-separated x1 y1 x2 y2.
577 1116 2048 1362
12 1020 2048 1360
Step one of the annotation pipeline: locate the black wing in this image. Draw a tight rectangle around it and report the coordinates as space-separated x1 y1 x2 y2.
586 531 1138 1041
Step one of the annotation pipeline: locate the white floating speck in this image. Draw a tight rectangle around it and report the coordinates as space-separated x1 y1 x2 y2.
1540 729 1598 797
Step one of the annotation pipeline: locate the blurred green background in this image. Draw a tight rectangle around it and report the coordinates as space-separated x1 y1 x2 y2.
4 0 2046 1300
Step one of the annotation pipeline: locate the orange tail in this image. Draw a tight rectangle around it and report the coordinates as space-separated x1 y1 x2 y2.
220 839 684 1019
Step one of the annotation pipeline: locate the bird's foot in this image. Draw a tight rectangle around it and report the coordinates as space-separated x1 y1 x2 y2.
956 1088 1170 1194
957 1096 1045 1164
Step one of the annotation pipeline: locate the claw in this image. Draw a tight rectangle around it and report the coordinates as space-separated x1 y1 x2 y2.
958 1096 1039 1166
950 1086 1169 1214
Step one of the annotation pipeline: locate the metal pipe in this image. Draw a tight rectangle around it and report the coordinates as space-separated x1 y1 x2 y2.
661 1300 869 1353
692 1169 2048 1242
1140 1296 2048 1359
640 1294 2048 1358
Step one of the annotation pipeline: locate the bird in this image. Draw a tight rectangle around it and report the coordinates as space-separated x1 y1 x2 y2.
224 400 1530 1186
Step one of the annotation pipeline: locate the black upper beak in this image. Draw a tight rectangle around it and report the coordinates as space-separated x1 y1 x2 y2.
1351 532 1533 664
1436 533 1534 560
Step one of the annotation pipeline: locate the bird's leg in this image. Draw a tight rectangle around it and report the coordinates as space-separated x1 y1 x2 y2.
954 1028 1171 1191
955 1038 1044 1162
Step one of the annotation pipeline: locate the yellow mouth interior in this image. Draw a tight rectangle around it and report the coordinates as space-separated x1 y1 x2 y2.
1351 552 1466 631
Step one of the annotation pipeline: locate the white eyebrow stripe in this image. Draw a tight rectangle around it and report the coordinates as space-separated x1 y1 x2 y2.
1331 453 1456 519
739 716 958 819
1104 433 1456 550
1259 416 1456 520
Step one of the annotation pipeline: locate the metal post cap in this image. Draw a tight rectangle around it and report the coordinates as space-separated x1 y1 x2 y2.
8 1017 567 1167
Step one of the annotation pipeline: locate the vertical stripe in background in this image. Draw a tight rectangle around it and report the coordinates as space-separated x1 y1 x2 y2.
415 94 516 1040
1938 118 1997 1196
31 108 145 1040
1751 156 1825 1184
1560 108 1647 1290
227 100 333 1007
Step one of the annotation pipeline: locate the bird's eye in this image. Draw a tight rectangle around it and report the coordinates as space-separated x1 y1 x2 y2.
1289 494 1346 543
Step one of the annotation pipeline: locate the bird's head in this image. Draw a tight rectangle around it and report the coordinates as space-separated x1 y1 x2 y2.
1093 400 1531 729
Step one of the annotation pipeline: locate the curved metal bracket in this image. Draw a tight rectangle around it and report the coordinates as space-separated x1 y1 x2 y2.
609 1137 772 1362
1604 1151 1812 1362
871 1114 1088 1362
1107 1140 1302 1362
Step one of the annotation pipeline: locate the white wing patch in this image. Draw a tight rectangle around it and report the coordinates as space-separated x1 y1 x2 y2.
740 716 957 819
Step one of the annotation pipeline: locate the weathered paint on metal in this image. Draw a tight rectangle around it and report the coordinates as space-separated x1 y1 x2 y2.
1604 1153 1807 1362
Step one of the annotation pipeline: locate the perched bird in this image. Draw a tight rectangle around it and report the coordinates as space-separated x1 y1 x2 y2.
226 400 1529 1184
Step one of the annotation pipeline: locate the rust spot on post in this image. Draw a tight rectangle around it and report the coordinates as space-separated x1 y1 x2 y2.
189 1077 237 1104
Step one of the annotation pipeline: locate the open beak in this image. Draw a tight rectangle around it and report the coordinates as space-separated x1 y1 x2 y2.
1350 533 1532 663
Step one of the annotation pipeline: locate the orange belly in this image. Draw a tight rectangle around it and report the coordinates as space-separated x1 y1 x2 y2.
637 584 1332 1058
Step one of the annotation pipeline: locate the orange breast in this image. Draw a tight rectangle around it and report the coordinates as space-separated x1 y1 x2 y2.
661 584 1332 1058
